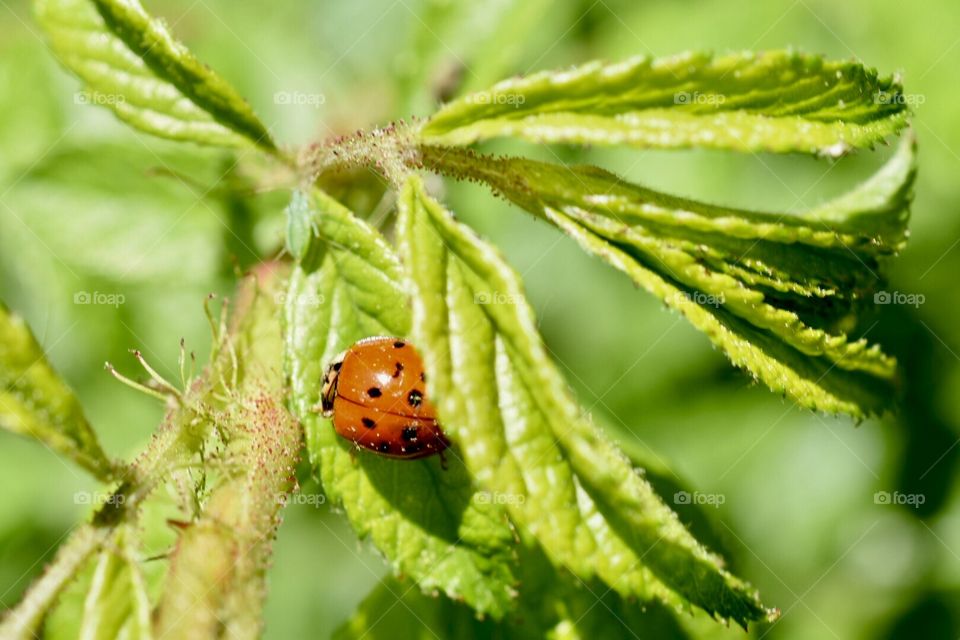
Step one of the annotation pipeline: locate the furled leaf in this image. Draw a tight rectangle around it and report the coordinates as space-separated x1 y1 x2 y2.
420 50 909 155
78 527 152 640
283 189 519 618
420 135 916 417
0 302 115 479
35 0 277 153
396 175 772 626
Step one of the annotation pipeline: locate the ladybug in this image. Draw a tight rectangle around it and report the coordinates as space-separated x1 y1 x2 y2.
320 337 450 460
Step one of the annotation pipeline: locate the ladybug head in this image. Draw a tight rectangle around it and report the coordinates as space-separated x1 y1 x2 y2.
319 353 345 417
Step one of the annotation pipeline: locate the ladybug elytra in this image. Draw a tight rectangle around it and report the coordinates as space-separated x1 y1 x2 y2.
320 337 450 460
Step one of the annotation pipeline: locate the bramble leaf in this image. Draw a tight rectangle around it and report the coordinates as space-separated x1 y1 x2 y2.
396 175 772 626
337 543 695 640
283 189 519 618
35 0 278 153
0 301 115 479
421 134 915 417
420 51 909 155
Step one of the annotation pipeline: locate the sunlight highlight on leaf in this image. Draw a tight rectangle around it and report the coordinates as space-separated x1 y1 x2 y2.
283 189 519 618
420 134 916 417
35 0 277 153
397 175 773 626
421 51 909 155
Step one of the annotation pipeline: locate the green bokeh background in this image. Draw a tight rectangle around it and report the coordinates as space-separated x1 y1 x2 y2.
1 0 959 638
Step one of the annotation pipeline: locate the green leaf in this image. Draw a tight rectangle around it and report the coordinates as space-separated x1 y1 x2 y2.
0 301 115 479
78 527 152 640
420 135 916 417
283 189 519 618
35 0 278 153
337 543 696 640
396 175 773 626
420 50 909 155
334 576 492 640
546 207 895 417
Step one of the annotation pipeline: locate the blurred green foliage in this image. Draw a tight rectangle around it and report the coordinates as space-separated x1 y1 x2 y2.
1 0 958 638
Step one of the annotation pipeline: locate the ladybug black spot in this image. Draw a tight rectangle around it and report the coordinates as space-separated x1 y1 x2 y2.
367 387 382 398
378 442 391 453
362 417 376 429
393 362 404 378
332 361 342 371
393 340 406 348
407 390 423 408
420 372 426 382
401 426 419 441
404 442 426 454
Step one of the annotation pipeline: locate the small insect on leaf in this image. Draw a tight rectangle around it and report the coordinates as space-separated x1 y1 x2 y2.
321 336 450 460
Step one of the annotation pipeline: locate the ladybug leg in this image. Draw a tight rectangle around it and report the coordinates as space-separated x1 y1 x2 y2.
438 449 448 471
349 444 359 465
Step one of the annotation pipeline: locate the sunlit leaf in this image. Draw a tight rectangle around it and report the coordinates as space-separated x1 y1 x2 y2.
421 51 909 155
283 189 519 618
420 134 916 417
35 0 278 153
397 175 773 626
0 301 115 479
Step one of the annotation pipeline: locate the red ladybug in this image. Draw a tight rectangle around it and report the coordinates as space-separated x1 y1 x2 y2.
320 337 450 460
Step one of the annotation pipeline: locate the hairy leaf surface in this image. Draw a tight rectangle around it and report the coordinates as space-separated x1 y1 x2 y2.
397 175 771 626
421 51 908 155
283 189 518 618
36 0 277 152
421 136 916 417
